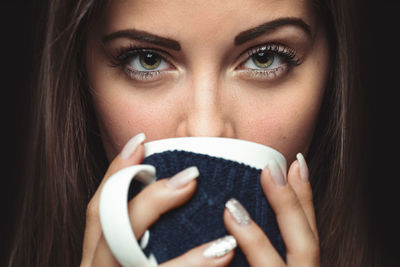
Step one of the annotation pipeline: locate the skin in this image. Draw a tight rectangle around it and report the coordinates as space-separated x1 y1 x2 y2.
82 0 328 266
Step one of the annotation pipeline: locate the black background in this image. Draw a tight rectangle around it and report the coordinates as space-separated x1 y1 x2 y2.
1 2 45 264
1 1 399 265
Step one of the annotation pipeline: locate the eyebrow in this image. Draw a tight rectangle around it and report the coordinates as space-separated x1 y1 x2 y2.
234 17 312 46
101 29 181 50
101 17 310 50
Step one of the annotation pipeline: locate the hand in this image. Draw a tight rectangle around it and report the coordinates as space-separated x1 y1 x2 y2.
224 153 320 266
80 133 236 267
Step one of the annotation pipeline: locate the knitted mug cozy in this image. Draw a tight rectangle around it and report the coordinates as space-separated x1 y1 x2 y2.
129 150 286 266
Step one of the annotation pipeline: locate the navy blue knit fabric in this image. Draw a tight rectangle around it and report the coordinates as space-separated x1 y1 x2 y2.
129 150 286 266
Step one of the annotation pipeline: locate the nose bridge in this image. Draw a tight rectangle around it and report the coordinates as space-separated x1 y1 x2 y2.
189 70 224 136
178 67 231 137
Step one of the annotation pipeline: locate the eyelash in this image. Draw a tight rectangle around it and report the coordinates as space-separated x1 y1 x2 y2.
236 43 301 81
247 43 300 63
109 43 301 82
109 45 171 81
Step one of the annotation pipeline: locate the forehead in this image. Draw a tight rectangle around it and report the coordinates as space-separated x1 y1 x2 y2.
99 0 316 38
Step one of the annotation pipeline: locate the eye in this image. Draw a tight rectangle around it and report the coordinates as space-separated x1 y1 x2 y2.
109 47 174 82
244 50 283 70
127 51 170 72
237 44 301 81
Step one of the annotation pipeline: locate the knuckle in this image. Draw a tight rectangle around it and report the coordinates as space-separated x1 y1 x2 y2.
252 232 269 248
134 180 163 204
129 183 162 214
242 226 269 249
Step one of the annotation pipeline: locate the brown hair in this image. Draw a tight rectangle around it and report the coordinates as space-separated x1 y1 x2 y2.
7 0 375 266
308 0 372 265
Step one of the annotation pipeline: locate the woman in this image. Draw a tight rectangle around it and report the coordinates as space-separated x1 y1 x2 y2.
6 0 374 266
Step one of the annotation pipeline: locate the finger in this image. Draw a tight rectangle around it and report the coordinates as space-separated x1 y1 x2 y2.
223 198 285 267
128 166 199 238
92 166 200 266
81 133 146 266
287 153 318 239
159 235 236 267
260 159 319 266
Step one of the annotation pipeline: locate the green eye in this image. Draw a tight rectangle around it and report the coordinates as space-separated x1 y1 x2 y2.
139 52 162 70
252 52 274 68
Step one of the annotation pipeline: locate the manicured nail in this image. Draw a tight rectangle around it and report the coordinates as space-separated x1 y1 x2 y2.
225 198 250 225
203 235 237 258
267 158 286 186
166 166 199 189
296 153 309 182
120 133 146 160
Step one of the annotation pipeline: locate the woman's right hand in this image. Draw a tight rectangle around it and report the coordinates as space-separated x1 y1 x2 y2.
80 133 235 267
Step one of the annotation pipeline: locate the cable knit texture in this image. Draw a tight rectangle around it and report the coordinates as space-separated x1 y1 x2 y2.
129 150 285 266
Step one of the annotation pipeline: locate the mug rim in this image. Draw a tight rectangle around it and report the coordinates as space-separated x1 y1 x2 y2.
100 137 288 266
144 137 287 171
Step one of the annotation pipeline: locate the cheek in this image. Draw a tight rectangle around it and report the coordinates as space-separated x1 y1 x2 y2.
86 39 184 159
241 42 329 162
92 81 190 159
239 96 321 163
93 93 180 158
232 71 326 163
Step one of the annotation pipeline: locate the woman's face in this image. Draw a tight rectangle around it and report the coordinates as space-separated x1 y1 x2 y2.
86 0 329 163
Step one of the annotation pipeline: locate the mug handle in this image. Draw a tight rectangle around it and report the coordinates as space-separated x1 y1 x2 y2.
99 165 157 267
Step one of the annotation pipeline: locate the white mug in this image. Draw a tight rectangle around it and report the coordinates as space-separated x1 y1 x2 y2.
99 137 286 267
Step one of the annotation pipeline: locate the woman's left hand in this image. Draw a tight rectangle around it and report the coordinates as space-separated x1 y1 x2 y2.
223 153 320 266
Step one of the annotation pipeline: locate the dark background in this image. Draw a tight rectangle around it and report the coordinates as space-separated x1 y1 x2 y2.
1 2 44 264
1 1 399 266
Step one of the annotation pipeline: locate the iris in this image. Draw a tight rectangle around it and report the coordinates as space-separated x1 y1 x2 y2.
140 52 162 70
252 52 274 68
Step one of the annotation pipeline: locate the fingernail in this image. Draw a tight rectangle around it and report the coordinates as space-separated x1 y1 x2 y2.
166 166 199 189
120 133 146 160
203 235 237 258
225 198 251 225
267 158 286 186
296 153 309 182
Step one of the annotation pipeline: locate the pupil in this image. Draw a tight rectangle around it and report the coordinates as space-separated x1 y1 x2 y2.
256 52 270 63
143 53 158 66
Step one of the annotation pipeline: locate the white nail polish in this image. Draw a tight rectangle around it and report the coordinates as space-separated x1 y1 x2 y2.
225 198 251 225
203 235 237 258
120 133 146 160
296 153 309 182
166 166 199 189
267 158 286 186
